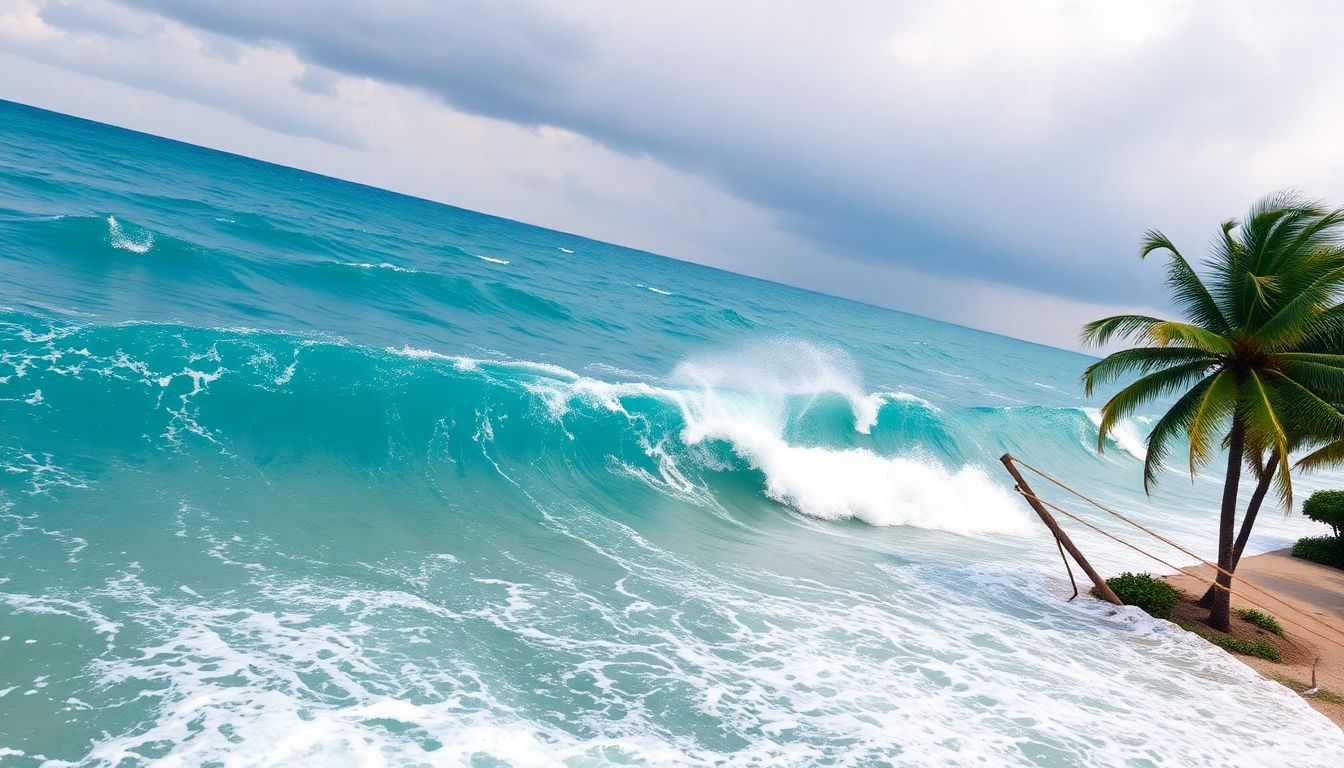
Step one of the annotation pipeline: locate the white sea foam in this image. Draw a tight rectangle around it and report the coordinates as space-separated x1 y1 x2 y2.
388 347 579 380
516 341 1028 535
557 247 575 253
691 418 1030 533
475 254 510 265
671 342 883 433
337 261 417 273
4 335 1342 765
636 283 672 296
106 216 154 254
385 345 477 371
0 593 119 638
45 504 1334 768
0 450 90 495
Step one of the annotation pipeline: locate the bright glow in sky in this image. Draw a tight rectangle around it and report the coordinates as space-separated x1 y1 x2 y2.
4 1 1344 349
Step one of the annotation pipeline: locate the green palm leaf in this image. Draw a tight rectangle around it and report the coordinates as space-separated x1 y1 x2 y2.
1184 369 1238 474
1147 321 1233 353
1240 371 1294 504
1094 361 1217 452
1276 359 1344 400
1082 347 1215 397
1253 262 1344 347
1079 314 1168 347
1296 440 1344 472
1264 371 1344 444
1140 230 1231 334
1140 373 1221 492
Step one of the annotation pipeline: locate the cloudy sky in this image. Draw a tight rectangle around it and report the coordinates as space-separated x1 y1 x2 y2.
3 1 1343 349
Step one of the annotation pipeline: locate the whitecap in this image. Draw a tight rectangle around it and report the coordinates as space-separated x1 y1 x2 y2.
336 261 417 273
1083 407 1149 460
106 216 154 254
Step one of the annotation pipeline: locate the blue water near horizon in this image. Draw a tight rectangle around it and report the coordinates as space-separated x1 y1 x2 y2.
2 99 1342 766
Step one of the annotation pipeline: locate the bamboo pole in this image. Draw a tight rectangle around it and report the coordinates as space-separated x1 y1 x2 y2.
1000 454 1121 605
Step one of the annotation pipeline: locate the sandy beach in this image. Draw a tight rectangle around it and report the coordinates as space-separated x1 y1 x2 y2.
1165 548 1344 728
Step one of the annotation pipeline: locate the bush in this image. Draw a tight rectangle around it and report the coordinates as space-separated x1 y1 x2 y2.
1293 535 1344 569
1302 490 1344 541
1235 608 1284 636
1205 634 1281 662
1097 572 1179 619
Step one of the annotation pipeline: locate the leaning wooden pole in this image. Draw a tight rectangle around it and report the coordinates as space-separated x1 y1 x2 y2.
999 454 1122 605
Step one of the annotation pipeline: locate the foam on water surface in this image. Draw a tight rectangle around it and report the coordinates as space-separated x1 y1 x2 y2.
2 101 1342 766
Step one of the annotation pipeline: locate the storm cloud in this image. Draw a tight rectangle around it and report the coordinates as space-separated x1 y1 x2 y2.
5 1 1344 346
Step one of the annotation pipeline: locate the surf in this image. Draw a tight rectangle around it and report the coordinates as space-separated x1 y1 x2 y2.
0 313 1165 540
4 101 1341 765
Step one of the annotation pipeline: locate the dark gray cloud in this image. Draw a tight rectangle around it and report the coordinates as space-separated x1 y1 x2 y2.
12 0 364 147
31 1 1344 309
104 0 1146 301
38 0 160 37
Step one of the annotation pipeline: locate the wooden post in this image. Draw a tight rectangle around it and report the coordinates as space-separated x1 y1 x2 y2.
1000 454 1122 605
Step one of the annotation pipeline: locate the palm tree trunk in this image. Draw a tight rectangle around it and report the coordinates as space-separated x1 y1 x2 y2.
1197 452 1278 607
1207 418 1244 632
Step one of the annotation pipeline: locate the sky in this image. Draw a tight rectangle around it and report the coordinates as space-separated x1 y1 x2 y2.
3 1 1344 350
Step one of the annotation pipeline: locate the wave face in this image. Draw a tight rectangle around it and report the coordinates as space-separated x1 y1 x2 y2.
2 101 1343 765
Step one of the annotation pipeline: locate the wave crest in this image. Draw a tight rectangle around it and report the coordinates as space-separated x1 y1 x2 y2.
1 318 1100 537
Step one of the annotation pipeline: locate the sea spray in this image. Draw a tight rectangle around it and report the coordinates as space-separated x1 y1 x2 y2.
106 215 154 254
666 342 1029 533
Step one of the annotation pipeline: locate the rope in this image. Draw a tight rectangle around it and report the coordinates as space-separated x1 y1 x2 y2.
1011 455 1344 644
1055 534 1079 600
1017 486 1343 653
1004 455 1344 652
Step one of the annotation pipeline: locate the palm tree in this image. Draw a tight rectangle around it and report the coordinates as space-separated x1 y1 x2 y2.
1082 193 1344 631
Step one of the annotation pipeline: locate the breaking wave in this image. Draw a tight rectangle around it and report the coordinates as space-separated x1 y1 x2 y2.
0 316 1171 538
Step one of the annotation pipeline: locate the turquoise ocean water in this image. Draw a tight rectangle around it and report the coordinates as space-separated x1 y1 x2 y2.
2 100 1342 765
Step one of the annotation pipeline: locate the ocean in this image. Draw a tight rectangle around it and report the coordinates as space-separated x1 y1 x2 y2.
2 99 1341 766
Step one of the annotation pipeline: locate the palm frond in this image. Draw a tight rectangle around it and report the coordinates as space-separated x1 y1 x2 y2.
1096 361 1220 452
1265 371 1344 444
1079 314 1168 347
1276 359 1344 400
1082 347 1215 396
1183 368 1238 475
1297 303 1344 351
1139 230 1232 334
1253 263 1344 347
1148 321 1233 354
1276 351 1344 366
1276 206 1344 274
1296 440 1344 472
1138 372 1220 491
1240 370 1293 506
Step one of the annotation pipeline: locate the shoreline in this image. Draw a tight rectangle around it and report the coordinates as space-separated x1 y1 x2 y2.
1162 548 1344 729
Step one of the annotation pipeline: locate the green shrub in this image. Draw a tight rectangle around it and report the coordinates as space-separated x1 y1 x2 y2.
1097 572 1179 619
1235 608 1283 636
1205 634 1281 662
1302 490 1344 541
1292 535 1344 570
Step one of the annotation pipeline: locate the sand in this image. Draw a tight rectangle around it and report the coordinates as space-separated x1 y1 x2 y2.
1164 548 1344 729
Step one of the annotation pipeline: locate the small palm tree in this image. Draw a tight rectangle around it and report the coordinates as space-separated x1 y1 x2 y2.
1082 193 1344 631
